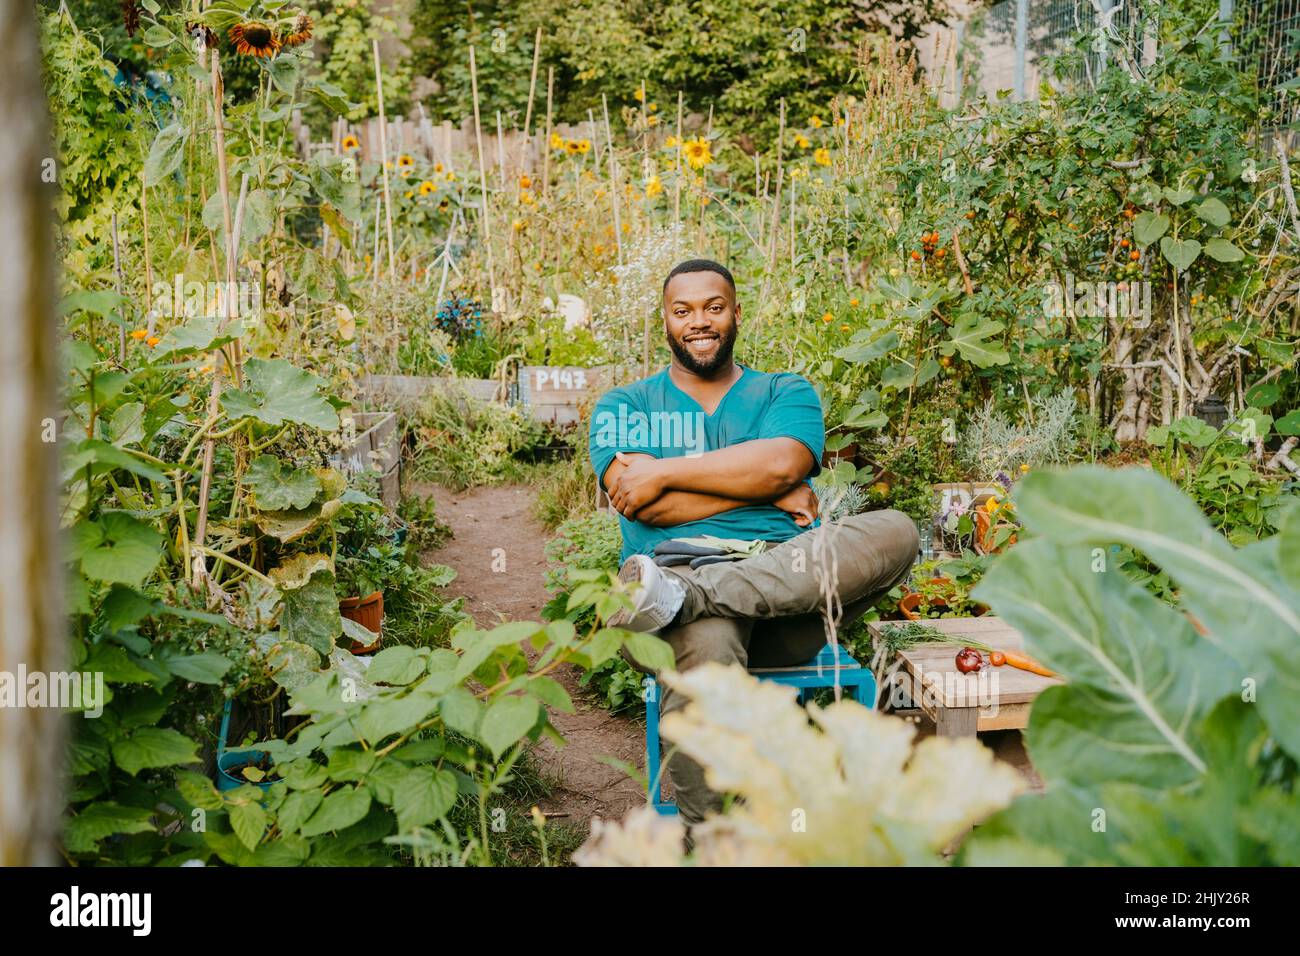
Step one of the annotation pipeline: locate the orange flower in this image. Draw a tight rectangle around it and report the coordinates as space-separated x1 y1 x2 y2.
821 312 834 323
146 335 161 347
282 13 313 47
229 21 280 58
130 328 148 340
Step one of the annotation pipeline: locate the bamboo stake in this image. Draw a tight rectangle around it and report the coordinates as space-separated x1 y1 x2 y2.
496 110 507 193
673 91 684 239
372 39 396 282
468 46 499 311
111 213 124 362
141 180 154 317
542 67 554 198
601 94 624 265
523 26 542 137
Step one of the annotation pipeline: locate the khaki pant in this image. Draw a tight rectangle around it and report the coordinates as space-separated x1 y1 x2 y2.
629 509 919 825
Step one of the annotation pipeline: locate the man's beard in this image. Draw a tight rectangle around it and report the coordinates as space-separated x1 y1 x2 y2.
667 325 737 376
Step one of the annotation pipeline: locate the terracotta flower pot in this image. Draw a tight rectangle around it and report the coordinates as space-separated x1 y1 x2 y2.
340 590 383 654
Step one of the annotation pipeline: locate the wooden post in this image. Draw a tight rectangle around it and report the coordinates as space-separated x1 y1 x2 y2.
673 91 684 239
523 26 542 137
141 179 154 316
372 39 396 282
0 0 63 866
601 94 624 265
469 45 499 311
111 212 125 361
542 67 554 198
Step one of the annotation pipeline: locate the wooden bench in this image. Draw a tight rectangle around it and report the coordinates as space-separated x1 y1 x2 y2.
868 617 1062 738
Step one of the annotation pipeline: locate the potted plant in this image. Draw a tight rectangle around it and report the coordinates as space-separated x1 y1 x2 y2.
896 556 990 620
334 498 409 654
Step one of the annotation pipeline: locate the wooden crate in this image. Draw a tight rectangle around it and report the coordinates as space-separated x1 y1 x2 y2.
337 411 402 508
517 365 607 425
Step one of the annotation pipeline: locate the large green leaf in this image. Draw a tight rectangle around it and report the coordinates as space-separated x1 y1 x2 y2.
389 766 459 832
220 358 339 431
245 455 322 511
300 785 371 837
155 316 244 357
1203 237 1245 263
63 439 166 484
143 123 187 186
479 695 540 759
280 569 342 655
359 691 442 744
162 651 233 685
64 802 156 854
833 331 898 365
112 727 200 776
70 512 162 586
1159 236 1201 273
941 315 1009 368
1007 467 1300 759
229 801 268 851
254 499 344 544
1132 211 1169 247
976 539 1237 789
1194 197 1231 228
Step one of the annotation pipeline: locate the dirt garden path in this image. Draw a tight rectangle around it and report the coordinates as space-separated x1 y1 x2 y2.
411 482 648 828
412 481 1043 835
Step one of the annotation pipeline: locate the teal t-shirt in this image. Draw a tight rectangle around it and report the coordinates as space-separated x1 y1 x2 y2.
589 365 825 561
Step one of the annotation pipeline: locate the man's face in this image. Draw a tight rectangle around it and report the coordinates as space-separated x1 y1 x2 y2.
662 270 740 376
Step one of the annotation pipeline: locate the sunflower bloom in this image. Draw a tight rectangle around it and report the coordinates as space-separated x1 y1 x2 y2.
633 88 645 102
664 135 680 150
682 137 712 169
229 21 280 58
645 175 663 198
565 139 581 154
130 328 148 340
793 133 810 149
809 115 824 128
550 133 565 150
341 134 360 151
577 139 591 154
813 147 831 166
418 180 437 196
282 13 313 47
396 154 415 171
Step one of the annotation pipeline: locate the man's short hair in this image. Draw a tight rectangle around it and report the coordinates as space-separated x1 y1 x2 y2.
662 258 736 295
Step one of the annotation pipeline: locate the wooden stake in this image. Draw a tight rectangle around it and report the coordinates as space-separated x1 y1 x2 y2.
468 46 499 311
496 110 507 193
141 180 154 318
542 67 555 198
523 26 542 137
111 213 124 362
673 91 684 239
601 94 624 264
372 39 396 282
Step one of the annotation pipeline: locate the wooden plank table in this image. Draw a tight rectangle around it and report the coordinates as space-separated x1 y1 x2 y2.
867 617 1062 737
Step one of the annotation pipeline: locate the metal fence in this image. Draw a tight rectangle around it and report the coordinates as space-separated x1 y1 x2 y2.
961 0 1299 123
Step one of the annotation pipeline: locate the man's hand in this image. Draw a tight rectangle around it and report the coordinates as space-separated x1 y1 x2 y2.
607 451 668 519
773 483 819 527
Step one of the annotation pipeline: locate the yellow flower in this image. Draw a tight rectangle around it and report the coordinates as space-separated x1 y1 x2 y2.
645 175 663 198
512 219 525 231
809 115 824 128
840 324 850 332
648 102 657 112
550 132 565 150
519 188 535 206
1019 463 1031 473
146 335 161 347
519 174 532 189
664 135 680 150
813 147 831 167
418 180 437 196
444 170 456 182
793 133 810 149
821 312 833 324
404 190 414 199
790 166 807 180
683 137 712 169
396 154 414 170
130 328 148 340
700 194 711 205
435 162 444 173
850 297 860 306
646 114 659 127
341 134 360 151
565 139 581 154
633 88 645 102
577 139 592 154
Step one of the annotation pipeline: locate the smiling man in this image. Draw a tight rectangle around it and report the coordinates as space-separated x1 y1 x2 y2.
589 258 920 825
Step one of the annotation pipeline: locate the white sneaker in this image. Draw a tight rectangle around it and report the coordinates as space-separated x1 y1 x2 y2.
608 554 686 633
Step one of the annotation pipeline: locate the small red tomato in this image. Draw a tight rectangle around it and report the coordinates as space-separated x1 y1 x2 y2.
955 647 984 673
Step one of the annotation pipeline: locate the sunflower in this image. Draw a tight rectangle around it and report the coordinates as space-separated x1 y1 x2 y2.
519 174 532 189
813 147 831 167
418 180 437 196
663 135 680 150
396 154 415 172
550 132 565 151
130 328 148 340
565 139 581 154
576 139 591 154
645 175 663 198
229 20 281 58
682 137 712 169
793 133 810 149
809 115 824 128
341 134 360 151
435 162 444 173
281 12 313 47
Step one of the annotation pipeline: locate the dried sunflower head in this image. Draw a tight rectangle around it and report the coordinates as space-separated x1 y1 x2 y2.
282 12 313 47
229 20 281 58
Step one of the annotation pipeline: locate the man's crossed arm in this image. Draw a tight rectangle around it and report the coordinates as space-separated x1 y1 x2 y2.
601 437 818 528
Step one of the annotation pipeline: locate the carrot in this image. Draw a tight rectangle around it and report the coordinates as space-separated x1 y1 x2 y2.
991 649 1057 678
